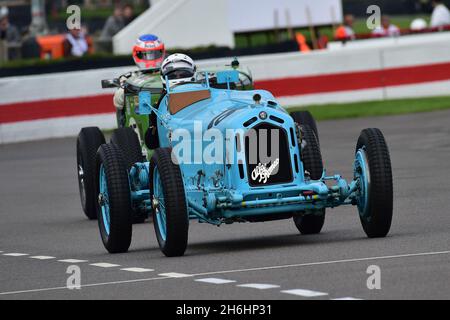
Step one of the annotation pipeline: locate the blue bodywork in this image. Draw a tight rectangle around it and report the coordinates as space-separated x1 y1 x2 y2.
125 71 366 226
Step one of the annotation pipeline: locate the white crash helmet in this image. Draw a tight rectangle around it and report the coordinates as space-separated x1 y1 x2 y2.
410 18 427 31
160 53 197 87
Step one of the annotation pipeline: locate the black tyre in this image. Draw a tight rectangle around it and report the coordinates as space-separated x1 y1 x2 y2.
355 128 393 238
294 211 326 235
95 143 133 253
291 111 320 145
293 124 326 234
77 127 105 220
111 127 144 169
300 125 323 180
150 148 189 257
111 127 148 223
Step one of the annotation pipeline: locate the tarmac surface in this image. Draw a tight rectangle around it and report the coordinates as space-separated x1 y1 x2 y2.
1 110 450 300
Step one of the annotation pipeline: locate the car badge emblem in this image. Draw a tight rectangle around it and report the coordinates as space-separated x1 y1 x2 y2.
259 111 268 120
251 158 280 184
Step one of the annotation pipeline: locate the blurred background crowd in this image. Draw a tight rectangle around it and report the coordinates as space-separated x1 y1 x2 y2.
0 0 147 61
0 0 449 70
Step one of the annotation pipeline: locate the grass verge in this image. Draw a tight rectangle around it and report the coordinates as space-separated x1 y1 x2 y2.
288 96 450 121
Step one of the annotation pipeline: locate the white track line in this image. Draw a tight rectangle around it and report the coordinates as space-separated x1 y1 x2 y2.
58 259 88 263
237 283 280 290
0 276 169 296
121 268 154 273
158 273 191 278
281 289 328 298
90 263 121 268
332 297 363 300
188 250 450 278
30 256 55 260
2 253 29 257
195 278 236 284
1 250 449 296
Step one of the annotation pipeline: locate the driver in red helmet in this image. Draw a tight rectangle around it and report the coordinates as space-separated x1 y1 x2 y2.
114 34 166 124
132 34 165 70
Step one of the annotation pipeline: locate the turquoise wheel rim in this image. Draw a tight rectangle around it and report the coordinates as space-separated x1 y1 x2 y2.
99 164 111 235
153 166 167 241
355 148 370 220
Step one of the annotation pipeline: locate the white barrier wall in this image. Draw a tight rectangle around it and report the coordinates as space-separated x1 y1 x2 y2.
116 0 342 53
1 32 450 144
227 0 343 33
114 0 234 54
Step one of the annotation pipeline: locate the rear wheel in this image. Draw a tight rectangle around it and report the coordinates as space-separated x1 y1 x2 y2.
355 128 393 238
294 211 326 235
111 127 144 168
111 127 148 223
150 148 189 257
96 143 133 253
293 124 326 235
300 125 323 181
291 111 319 145
76 127 105 220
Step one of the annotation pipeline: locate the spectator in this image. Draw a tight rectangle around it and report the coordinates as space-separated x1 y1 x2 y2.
372 16 401 37
0 7 21 60
0 8 21 44
123 4 135 26
335 15 356 41
430 0 450 28
100 4 125 41
64 28 89 57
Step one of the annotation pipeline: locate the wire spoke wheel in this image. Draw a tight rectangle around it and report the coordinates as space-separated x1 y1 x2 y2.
354 148 371 221
99 164 111 235
150 148 189 257
153 167 167 241
355 128 393 238
95 143 133 253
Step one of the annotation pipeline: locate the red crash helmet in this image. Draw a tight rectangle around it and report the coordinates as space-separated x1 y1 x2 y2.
132 34 166 71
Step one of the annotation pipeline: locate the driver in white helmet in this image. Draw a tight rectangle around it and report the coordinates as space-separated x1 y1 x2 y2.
160 53 197 89
143 54 197 149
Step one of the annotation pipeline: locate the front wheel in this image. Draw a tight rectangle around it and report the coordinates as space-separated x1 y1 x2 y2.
150 148 189 257
354 128 393 238
96 143 133 253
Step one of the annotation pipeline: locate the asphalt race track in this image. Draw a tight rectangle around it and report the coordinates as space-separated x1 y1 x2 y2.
1 110 450 300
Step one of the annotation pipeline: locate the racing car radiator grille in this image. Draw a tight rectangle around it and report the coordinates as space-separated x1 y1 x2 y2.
245 122 293 187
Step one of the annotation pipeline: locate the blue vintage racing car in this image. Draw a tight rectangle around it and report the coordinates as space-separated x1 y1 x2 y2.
76 60 253 223
95 70 393 257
